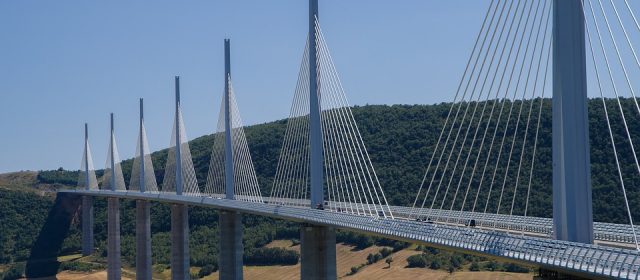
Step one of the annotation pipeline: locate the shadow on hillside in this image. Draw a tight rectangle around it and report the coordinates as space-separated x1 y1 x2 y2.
25 193 81 279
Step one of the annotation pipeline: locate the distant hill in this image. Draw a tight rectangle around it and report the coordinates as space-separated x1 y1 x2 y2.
34 99 640 223
2 100 640 278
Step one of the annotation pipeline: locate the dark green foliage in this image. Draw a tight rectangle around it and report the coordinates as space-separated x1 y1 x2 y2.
406 254 427 268
3 100 640 272
198 264 217 278
336 231 374 249
58 261 104 272
348 263 366 275
405 246 529 272
379 247 393 258
504 263 529 273
0 190 54 263
37 169 79 186
470 262 481 271
430 259 442 270
2 262 25 280
244 247 299 266
485 261 500 271
366 253 383 264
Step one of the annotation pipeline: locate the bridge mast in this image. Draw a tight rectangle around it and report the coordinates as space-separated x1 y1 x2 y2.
106 113 121 280
301 0 337 279
219 39 244 280
109 113 116 191
139 99 146 193
309 0 323 208
84 123 90 190
175 76 183 195
552 0 593 243
81 123 94 256
224 39 235 200
136 98 153 280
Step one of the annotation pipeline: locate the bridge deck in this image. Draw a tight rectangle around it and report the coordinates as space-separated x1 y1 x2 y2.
61 190 640 279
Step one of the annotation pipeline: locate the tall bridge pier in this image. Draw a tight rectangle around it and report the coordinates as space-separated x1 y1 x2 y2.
81 123 95 257
551 0 593 244
106 114 122 280
135 99 153 280
301 0 338 279
171 76 191 280
81 196 94 256
218 39 244 280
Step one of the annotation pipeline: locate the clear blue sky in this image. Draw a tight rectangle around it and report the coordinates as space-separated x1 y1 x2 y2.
0 0 490 173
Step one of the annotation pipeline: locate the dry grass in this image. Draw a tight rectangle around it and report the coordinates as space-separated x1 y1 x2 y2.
203 241 383 280
25 271 133 280
345 248 533 280
0 171 37 190
48 240 533 280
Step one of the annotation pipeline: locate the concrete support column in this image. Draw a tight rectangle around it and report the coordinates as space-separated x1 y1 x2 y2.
552 0 593 244
136 200 152 280
81 196 94 256
219 211 243 280
300 224 336 280
107 197 121 280
171 203 190 279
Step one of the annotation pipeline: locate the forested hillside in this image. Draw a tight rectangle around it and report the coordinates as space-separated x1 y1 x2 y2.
38 98 640 222
3 99 640 277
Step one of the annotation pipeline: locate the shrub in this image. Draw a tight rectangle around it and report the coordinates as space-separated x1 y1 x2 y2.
244 247 299 266
430 259 442 270
469 262 481 271
504 263 529 273
59 261 104 272
406 254 427 268
2 262 25 280
379 247 393 258
348 263 366 275
198 264 217 278
366 253 383 264
485 261 500 271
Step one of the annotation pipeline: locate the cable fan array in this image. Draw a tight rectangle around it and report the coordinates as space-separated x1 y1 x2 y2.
78 125 99 191
77 82 262 200
269 17 393 218
129 102 159 193
204 76 263 203
161 97 200 196
410 0 552 231
102 118 127 191
582 0 640 250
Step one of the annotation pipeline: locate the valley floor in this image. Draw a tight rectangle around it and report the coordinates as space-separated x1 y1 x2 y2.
34 240 532 280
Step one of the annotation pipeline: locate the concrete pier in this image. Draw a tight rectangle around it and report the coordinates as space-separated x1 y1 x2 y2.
219 211 243 280
171 203 190 279
552 0 593 244
300 224 336 280
107 197 121 280
81 196 94 256
136 200 152 280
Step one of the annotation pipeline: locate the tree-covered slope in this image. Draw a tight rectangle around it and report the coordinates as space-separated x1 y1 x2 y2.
37 98 640 223
0 98 637 276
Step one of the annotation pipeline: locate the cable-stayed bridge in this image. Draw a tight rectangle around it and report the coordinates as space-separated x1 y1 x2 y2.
51 0 640 279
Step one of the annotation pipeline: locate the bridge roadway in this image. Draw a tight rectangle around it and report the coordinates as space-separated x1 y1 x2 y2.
262 197 639 246
62 190 640 279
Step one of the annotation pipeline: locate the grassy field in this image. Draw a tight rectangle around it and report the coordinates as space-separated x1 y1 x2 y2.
41 240 533 280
